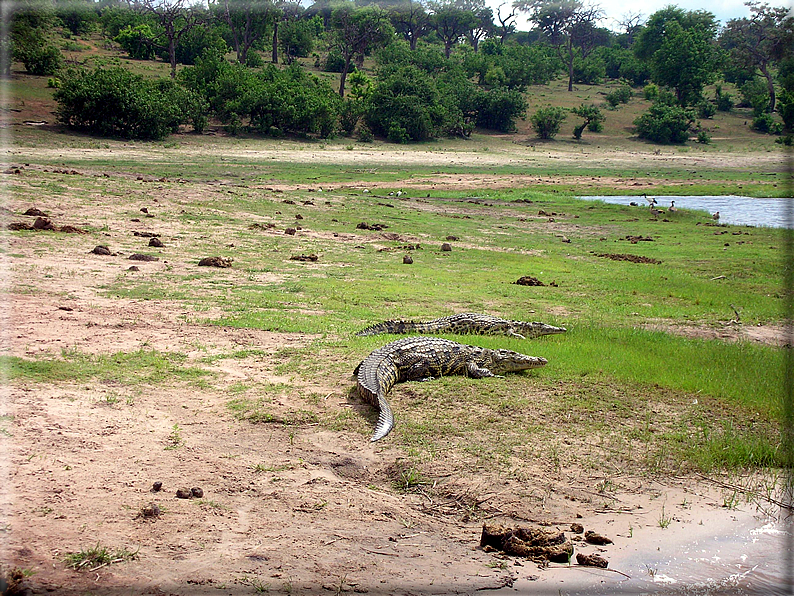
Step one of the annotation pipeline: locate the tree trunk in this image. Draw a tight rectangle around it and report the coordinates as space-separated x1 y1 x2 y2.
169 38 177 79
339 56 351 97
760 63 775 112
272 21 278 64
567 46 574 92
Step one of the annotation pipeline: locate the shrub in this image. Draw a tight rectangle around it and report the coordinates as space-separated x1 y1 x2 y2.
643 83 659 101
697 101 716 119
322 49 346 73
245 51 264 68
572 55 605 85
531 106 567 139
357 124 373 142
19 43 63 76
697 130 711 144
571 103 605 139
739 79 770 113
175 25 228 66
364 65 448 142
606 84 632 108
775 135 793 146
714 84 734 112
114 24 157 60
751 113 781 134
634 103 695 144
340 99 362 136
473 87 527 133
777 90 794 131
54 67 206 139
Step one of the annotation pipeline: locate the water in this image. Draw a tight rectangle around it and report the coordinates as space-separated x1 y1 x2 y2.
577 195 794 229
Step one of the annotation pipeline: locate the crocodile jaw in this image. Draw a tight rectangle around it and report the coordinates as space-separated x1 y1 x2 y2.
489 349 548 373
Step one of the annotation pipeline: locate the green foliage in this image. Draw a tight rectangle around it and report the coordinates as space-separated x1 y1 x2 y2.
696 100 716 119
473 87 527 133
322 48 346 72
462 43 557 90
777 90 794 131
697 130 711 144
175 24 229 66
245 51 264 68
56 2 99 36
364 64 448 141
649 19 718 106
740 79 770 114
573 54 606 85
714 84 734 111
751 113 780 134
531 105 567 139
279 18 317 64
54 67 207 139
114 24 157 61
18 43 63 76
600 45 649 86
181 57 340 138
634 102 695 144
643 83 659 100
571 103 604 139
605 84 632 108
100 6 149 39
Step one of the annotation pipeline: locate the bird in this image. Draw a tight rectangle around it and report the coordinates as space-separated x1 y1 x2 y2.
630 201 639 207
396 190 403 198
363 189 370 194
643 193 657 208
712 211 720 221
668 200 677 213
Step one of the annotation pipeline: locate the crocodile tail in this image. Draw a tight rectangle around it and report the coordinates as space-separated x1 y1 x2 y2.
356 320 420 336
370 396 394 442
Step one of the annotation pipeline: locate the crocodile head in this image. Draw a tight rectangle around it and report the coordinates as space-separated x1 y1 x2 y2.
514 322 567 338
488 349 547 373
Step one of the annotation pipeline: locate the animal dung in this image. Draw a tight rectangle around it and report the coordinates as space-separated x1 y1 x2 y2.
148 237 164 247
91 245 112 255
290 254 319 262
514 276 545 286
198 256 232 268
403 254 413 264
129 253 159 262
440 243 452 252
481 524 572 563
576 553 608 568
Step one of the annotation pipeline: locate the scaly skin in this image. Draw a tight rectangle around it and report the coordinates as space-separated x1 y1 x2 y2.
355 337 547 442
356 313 566 340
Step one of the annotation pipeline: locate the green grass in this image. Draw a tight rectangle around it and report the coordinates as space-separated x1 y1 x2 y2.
64 543 139 571
1 349 208 386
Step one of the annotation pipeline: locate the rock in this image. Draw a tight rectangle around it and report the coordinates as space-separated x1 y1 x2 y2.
576 552 608 568
152 481 163 492
129 253 159 262
176 488 192 499
91 245 112 255
284 228 297 235
198 256 232 268
403 254 413 264
148 237 164 247
584 530 613 545
191 487 204 498
570 523 584 534
290 254 318 262
440 243 452 252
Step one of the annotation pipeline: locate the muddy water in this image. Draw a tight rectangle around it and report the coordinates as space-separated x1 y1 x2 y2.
577 195 793 229
495 509 791 595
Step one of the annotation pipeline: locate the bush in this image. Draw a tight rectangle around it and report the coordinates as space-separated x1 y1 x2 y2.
175 25 228 66
775 135 793 146
531 106 567 139
697 101 716 119
322 49 346 73
697 130 711 144
339 99 362 136
573 55 605 85
19 43 63 76
473 87 527 133
245 51 264 68
114 24 157 61
364 65 449 142
777 90 794 131
714 84 734 112
571 103 605 139
751 113 780 134
606 85 632 108
739 79 770 113
643 83 659 101
634 103 695 144
54 67 206 139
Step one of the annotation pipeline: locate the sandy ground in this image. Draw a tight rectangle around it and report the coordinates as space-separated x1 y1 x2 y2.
0 147 788 595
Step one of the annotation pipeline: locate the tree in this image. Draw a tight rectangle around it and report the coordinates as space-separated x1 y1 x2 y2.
720 2 794 113
10 0 63 76
571 102 603 138
429 2 476 58
514 0 604 92
215 0 274 65
329 4 394 97
633 6 717 62
137 0 202 78
279 13 319 64
389 0 430 50
614 11 643 46
650 19 718 106
495 2 517 43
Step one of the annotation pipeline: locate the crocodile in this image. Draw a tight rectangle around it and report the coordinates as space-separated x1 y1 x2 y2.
356 313 566 340
355 337 547 442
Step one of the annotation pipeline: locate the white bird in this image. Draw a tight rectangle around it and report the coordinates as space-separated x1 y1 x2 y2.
396 190 403 197
363 189 370 193
388 191 394 196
